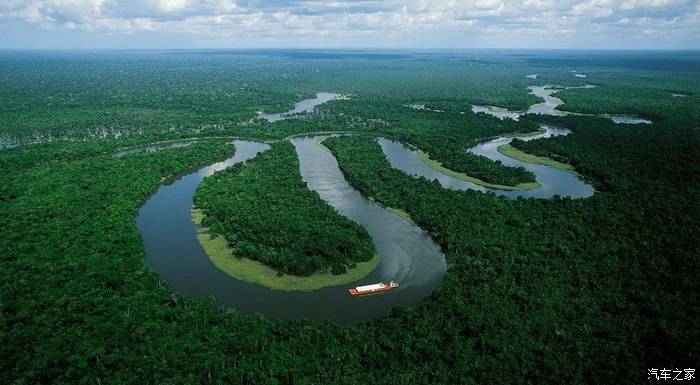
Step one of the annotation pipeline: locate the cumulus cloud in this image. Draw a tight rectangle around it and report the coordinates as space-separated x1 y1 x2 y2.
570 0 615 18
619 0 679 10
0 0 697 48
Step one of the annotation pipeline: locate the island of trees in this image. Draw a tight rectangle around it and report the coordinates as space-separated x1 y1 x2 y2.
194 141 376 282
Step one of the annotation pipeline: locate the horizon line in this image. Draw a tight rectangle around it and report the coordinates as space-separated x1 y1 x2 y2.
1 47 699 52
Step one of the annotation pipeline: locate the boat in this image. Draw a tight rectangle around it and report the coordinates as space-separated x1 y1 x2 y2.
348 280 399 296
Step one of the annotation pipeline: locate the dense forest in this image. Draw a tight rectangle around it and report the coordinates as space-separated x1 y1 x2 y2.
324 131 698 384
0 51 548 187
319 98 541 186
194 141 375 276
1 50 698 384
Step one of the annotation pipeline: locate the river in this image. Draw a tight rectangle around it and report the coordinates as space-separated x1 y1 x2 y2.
379 125 595 199
136 136 446 322
258 92 341 122
133 89 596 322
471 85 652 124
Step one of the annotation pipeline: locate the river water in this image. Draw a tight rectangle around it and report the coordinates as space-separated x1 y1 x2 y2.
380 125 595 199
471 85 652 124
134 87 597 322
136 136 446 322
130 89 448 322
113 140 197 157
258 92 341 122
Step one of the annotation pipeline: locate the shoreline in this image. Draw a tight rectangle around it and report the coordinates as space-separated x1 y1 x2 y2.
191 208 380 292
496 144 578 175
415 149 541 191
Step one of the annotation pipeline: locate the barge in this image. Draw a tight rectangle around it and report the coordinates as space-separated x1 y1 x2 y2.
348 281 399 296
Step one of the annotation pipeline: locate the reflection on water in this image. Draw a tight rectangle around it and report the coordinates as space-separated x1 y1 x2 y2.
471 84 651 125
472 85 597 121
258 92 341 122
471 86 575 120
471 105 522 120
380 125 595 199
605 115 653 124
525 86 572 116
113 140 197 157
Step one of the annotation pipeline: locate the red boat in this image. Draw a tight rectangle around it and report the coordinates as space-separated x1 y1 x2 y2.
348 280 399 296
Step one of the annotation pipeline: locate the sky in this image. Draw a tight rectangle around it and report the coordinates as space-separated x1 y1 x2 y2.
0 0 698 50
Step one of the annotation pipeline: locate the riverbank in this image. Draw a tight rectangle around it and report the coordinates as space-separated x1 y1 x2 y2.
415 149 541 191
191 209 380 292
385 207 414 224
497 144 578 175
315 138 332 153
365 196 415 224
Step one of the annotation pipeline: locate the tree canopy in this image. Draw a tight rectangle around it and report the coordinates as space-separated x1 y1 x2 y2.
194 141 375 277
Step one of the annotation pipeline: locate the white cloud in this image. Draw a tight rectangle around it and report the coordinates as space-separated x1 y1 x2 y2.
474 0 504 10
619 0 680 10
157 0 188 12
0 0 696 48
570 1 615 18
521 0 559 10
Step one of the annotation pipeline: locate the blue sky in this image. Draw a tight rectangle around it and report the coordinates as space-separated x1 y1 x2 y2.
0 0 698 49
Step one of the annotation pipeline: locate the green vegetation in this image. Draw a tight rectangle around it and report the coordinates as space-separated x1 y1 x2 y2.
554 72 699 122
324 128 698 385
497 143 578 174
495 126 547 139
192 209 380 291
314 138 332 152
193 141 375 277
0 51 547 188
384 206 414 224
410 134 538 187
416 147 542 190
1 50 698 385
319 97 542 186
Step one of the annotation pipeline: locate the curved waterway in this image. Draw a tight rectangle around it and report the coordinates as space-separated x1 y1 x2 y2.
380 125 595 199
113 140 198 157
136 137 446 322
471 85 592 120
133 88 591 322
604 115 652 124
258 92 341 122
471 85 651 124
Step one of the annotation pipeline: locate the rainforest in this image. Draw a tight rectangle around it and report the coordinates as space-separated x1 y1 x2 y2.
1 49 698 384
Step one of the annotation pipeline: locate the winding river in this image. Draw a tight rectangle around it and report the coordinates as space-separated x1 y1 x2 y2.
258 92 341 122
472 85 652 124
132 93 448 322
380 125 594 199
133 87 598 322
136 136 446 322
